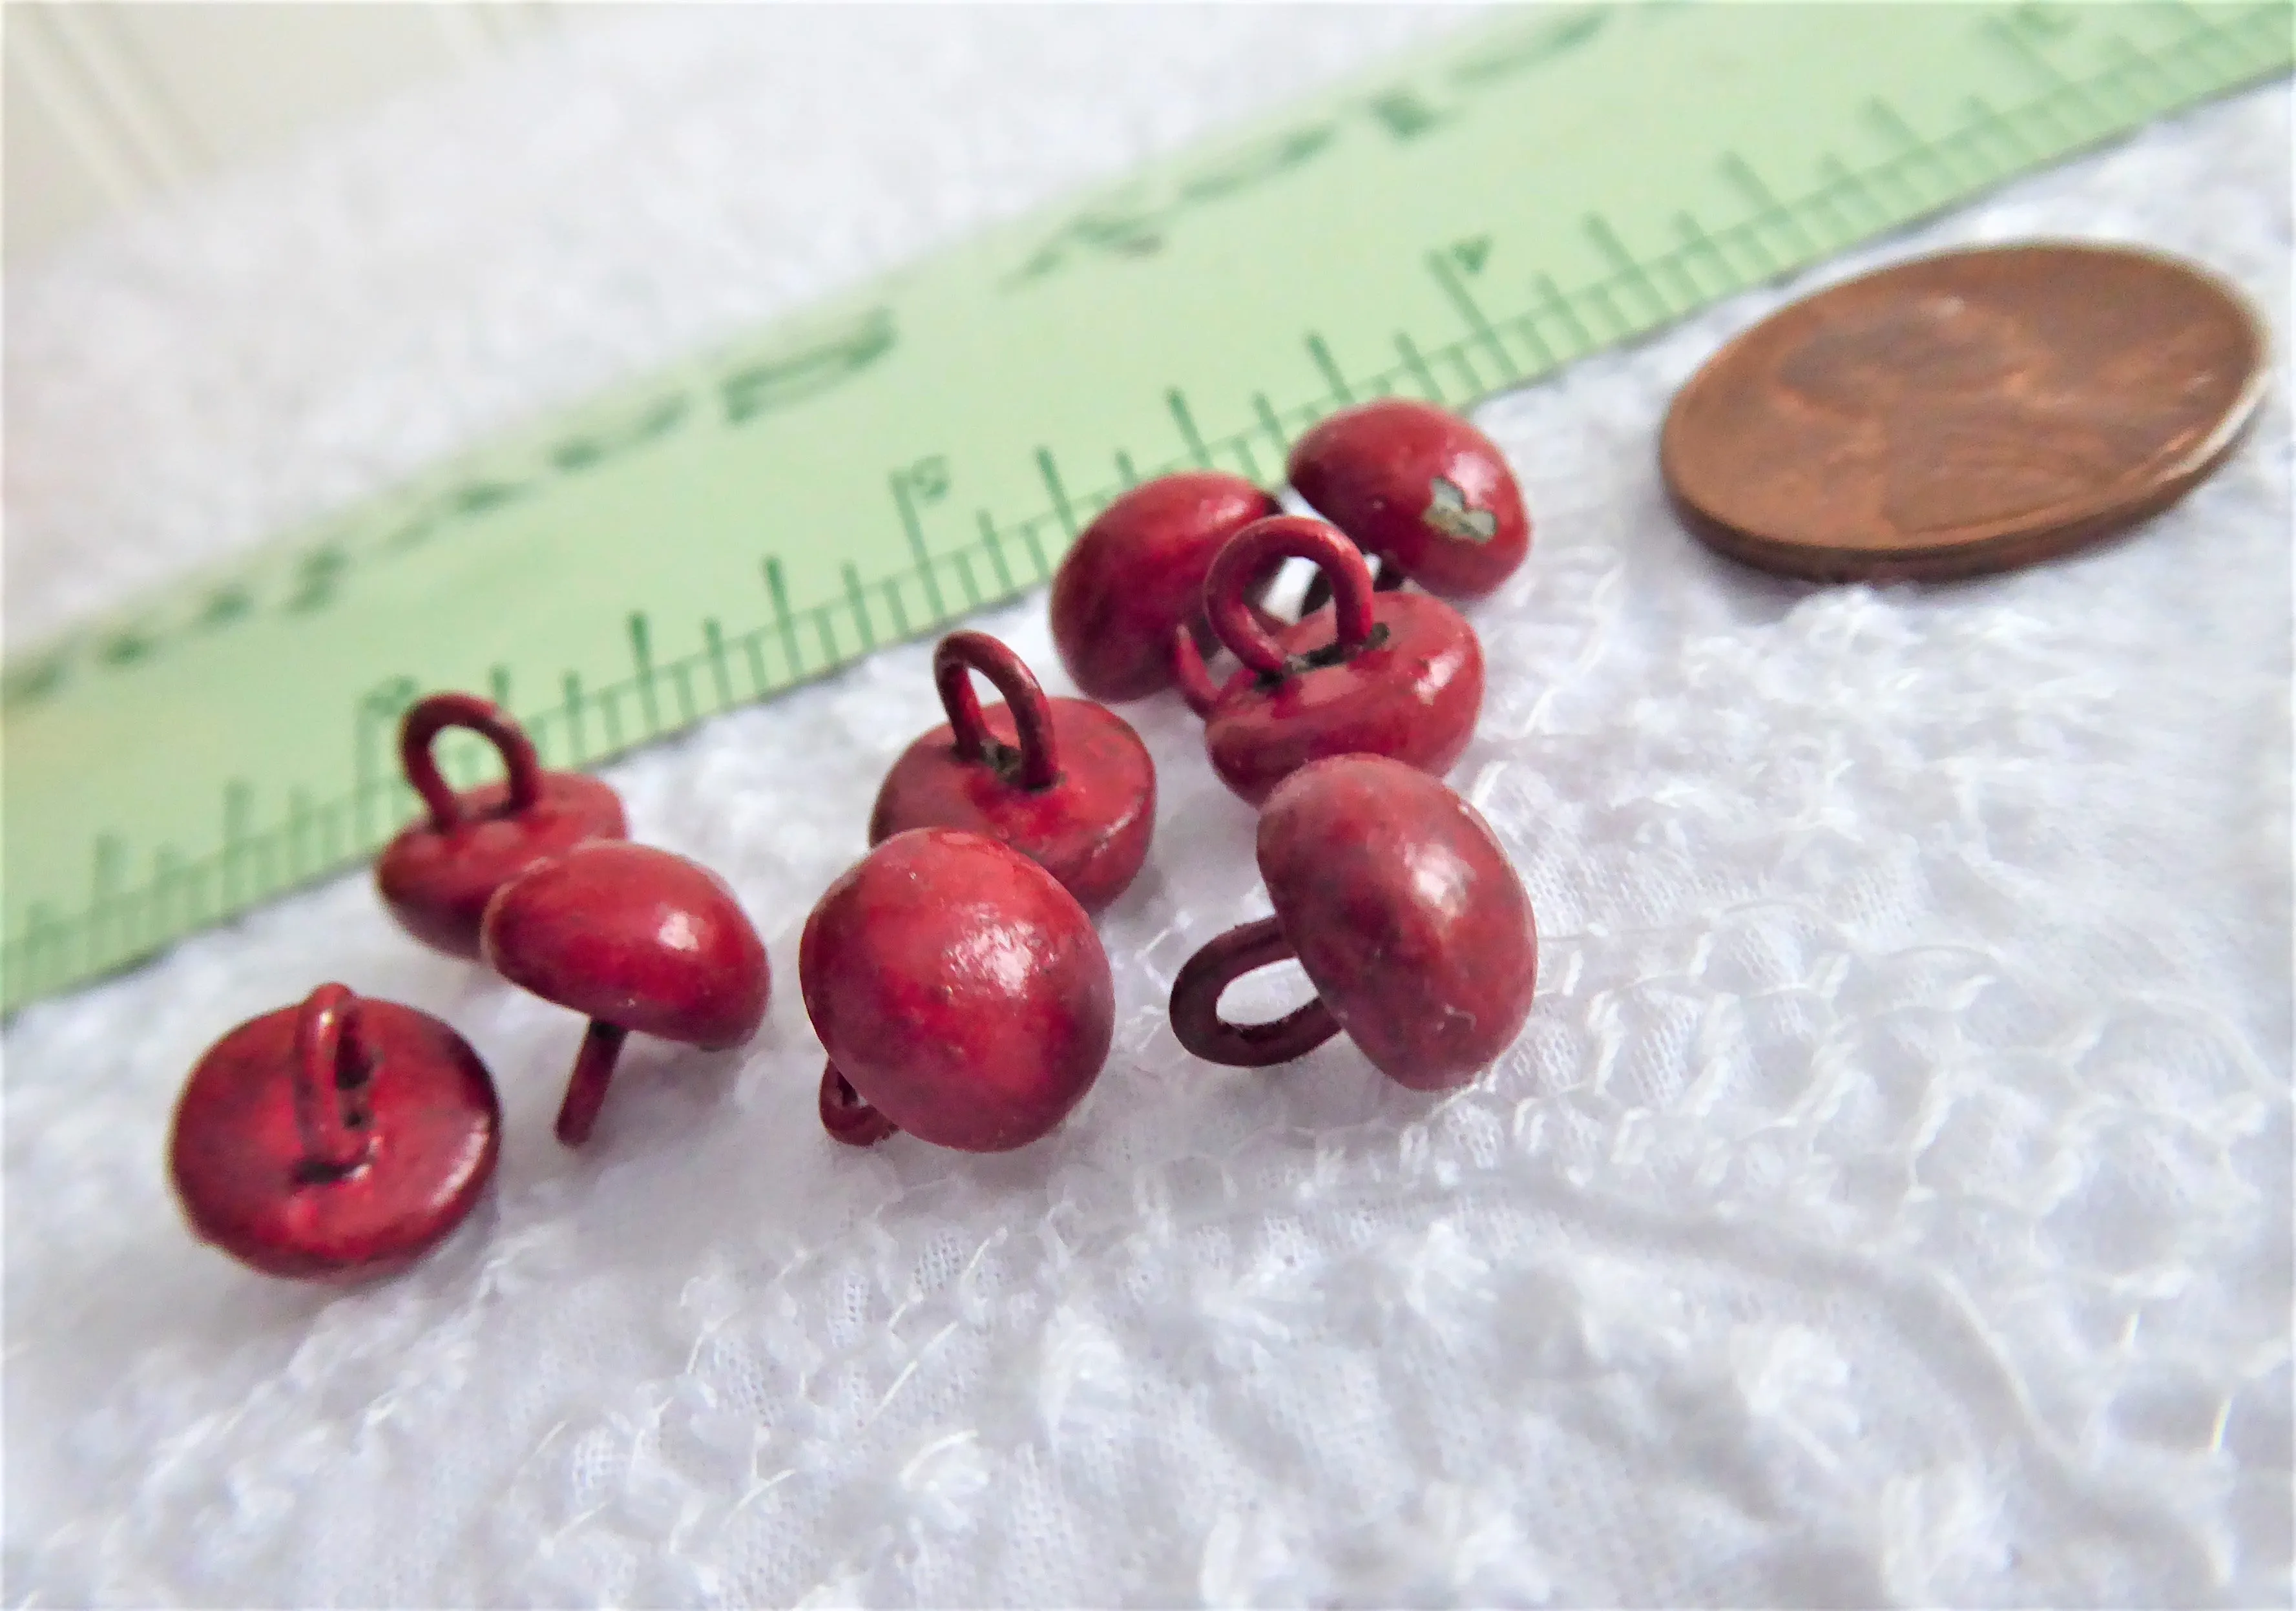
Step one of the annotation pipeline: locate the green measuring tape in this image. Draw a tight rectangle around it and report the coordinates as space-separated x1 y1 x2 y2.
5 3 2288 1013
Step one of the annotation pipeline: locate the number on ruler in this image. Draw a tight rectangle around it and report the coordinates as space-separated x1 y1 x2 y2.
897 455 951 504
550 394 689 472
1002 11 1618 289
720 305 897 425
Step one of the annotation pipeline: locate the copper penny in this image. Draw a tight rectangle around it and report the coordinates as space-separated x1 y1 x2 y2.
1661 243 2266 583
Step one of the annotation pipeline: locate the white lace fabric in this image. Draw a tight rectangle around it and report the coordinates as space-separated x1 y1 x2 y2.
4 9 2289 1605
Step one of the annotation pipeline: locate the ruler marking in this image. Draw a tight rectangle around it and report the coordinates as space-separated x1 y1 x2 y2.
349 692 376 858
2 933 23 1000
1251 391 1290 463
737 622 771 697
978 512 1017 595
127 844 160 959
950 548 983 609
1437 340 1487 396
1167 388 1213 468
2162 1 2217 66
1994 14 2123 141
1791 165 1860 252
762 556 802 681
1393 332 1448 404
1016 517 1051 583
2222 4 2287 69
21 906 45 995
703 619 735 709
1631 233 1705 316
1369 359 1418 398
16 911 39 997
221 781 251 911
626 612 662 735
1954 101 2021 187
1720 151 1824 265
1831 157 1899 231
152 852 180 955
1034 448 1079 537
1425 250 1521 381
2082 40 2151 120
1934 94 2013 187
1583 213 1673 324
1813 156 1885 233
352 686 397 848
1873 143 1945 220
522 704 557 770
286 789 311 885
2105 27 2187 101
1580 277 1634 344
2180 1 2242 55
1864 97 1950 209
201 857 225 930
1304 333 1357 404
1988 14 2078 94
2134 25 2203 99
1573 249 1656 340
888 471 951 621
1227 431 1268 484
120 859 148 959
1914 116 1985 195
879 574 912 639
1965 89 2045 182
44 902 70 993
842 565 879 651
809 598 840 666
562 673 589 765
70 886 98 983
1074 484 1115 526
1531 273 1599 360
51 899 78 992
88 835 123 978
1669 212 1732 301
256 804 281 899
26 904 59 996
2171 2 2258 90
2002 92 2094 160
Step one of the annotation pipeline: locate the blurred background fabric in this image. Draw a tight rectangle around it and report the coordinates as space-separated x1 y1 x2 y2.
6 1 559 264
5 6 2290 1605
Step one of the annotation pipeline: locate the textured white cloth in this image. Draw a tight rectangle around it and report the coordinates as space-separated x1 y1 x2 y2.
5 8 2290 1606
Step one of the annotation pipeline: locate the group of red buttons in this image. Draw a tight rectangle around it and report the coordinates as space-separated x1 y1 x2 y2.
167 399 1541 1282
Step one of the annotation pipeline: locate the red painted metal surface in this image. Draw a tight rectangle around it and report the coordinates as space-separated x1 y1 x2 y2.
870 632 1154 913
482 840 769 1146
800 828 1114 1152
1193 516 1485 805
1170 756 1536 1090
1049 470 1280 700
1288 399 1530 599
168 983 501 1280
375 692 627 960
